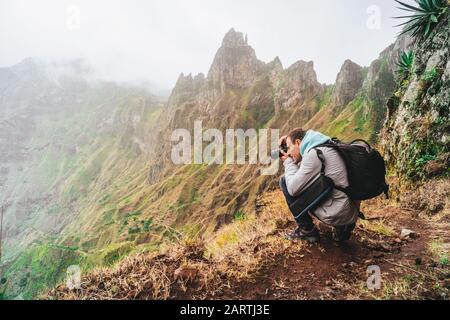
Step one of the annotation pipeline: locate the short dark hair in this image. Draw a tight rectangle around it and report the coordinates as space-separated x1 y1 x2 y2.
287 128 306 144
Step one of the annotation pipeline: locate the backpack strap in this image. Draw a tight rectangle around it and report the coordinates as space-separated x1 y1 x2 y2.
350 139 372 150
315 148 326 175
331 137 341 143
314 143 353 198
334 185 351 196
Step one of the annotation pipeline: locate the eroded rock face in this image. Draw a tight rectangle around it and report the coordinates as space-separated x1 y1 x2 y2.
266 56 283 74
381 12 449 182
171 73 206 96
167 73 206 107
331 59 364 107
0 57 163 260
272 60 323 111
207 28 264 95
362 35 412 100
165 29 323 124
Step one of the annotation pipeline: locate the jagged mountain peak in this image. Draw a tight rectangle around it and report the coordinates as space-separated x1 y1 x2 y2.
265 56 284 74
284 60 320 90
221 28 249 47
175 72 205 85
331 59 364 107
342 59 360 66
337 59 363 77
287 60 315 72
271 59 323 111
272 56 283 67
207 28 263 93
194 73 205 81
172 73 195 96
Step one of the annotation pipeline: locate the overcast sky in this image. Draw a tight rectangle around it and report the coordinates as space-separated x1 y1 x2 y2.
0 0 413 91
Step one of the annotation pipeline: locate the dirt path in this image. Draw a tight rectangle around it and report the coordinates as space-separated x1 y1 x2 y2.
213 193 449 300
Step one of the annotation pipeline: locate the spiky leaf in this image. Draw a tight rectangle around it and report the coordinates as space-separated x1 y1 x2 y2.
394 0 448 39
396 51 414 77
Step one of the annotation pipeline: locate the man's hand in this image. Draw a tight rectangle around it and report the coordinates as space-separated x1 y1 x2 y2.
280 150 290 162
279 135 290 161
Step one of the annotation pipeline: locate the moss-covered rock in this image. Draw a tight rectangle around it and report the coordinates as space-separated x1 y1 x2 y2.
381 11 449 183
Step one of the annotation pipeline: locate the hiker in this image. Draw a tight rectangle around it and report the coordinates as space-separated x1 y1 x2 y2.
279 128 362 243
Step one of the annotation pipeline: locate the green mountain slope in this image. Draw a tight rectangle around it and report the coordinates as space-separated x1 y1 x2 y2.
0 24 424 298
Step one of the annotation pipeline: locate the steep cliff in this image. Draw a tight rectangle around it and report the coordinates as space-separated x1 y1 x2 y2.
331 59 364 108
0 58 165 298
382 11 449 184
307 36 412 142
207 28 265 97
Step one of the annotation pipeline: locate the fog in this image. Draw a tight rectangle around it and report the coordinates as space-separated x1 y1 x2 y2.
0 0 413 91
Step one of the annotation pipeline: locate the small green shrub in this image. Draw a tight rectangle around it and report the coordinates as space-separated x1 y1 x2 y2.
415 154 437 168
422 67 439 82
233 211 246 221
128 226 141 234
101 243 133 266
142 218 153 232
396 51 414 77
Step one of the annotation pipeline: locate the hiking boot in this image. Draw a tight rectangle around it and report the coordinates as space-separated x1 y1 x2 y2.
285 226 320 243
332 223 356 242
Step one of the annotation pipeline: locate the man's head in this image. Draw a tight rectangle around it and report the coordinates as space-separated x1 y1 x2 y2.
286 128 306 164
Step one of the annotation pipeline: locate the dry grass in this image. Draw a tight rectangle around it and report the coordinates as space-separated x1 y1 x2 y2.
379 275 419 300
400 178 450 216
43 191 297 300
207 191 289 257
204 191 299 281
429 239 449 266
44 238 222 300
360 219 395 237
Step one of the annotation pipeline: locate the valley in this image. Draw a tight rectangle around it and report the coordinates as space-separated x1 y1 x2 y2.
0 7 448 299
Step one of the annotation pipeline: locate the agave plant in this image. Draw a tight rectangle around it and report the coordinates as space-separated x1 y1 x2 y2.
396 51 414 77
394 0 448 38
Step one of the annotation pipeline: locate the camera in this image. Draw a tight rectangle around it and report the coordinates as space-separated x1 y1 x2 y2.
271 141 288 159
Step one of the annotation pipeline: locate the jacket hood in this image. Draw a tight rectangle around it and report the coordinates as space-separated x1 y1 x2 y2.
300 130 330 156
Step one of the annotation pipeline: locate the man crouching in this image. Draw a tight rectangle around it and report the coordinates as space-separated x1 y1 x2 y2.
279 128 360 243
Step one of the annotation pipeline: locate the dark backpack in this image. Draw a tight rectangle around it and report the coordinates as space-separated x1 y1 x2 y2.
315 138 389 201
